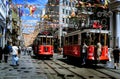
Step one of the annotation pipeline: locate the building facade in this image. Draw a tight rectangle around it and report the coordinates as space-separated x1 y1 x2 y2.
12 4 21 45
6 0 12 45
109 0 120 48
0 0 7 48
45 0 76 47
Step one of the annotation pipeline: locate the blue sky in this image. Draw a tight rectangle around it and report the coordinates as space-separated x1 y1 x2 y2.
12 0 48 34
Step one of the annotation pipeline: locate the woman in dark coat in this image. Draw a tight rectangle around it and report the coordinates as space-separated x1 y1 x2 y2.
3 45 10 63
0 47 3 63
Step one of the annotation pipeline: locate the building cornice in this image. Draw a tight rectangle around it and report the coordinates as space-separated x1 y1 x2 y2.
109 0 120 11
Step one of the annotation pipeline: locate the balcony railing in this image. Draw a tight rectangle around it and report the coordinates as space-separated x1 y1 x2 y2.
110 0 120 3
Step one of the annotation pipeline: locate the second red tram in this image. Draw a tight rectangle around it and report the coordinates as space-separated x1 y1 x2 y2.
63 29 110 64
33 32 54 58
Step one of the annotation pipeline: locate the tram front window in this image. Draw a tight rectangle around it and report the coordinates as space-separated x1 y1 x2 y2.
43 37 46 45
47 39 50 45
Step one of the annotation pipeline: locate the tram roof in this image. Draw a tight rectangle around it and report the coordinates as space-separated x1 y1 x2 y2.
65 29 110 37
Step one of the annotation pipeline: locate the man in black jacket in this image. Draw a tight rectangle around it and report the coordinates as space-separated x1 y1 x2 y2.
4 42 12 63
3 45 9 63
113 46 120 69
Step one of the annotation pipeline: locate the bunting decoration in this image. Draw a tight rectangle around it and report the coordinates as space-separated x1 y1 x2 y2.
10 0 110 18
6 1 10 6
76 0 109 8
71 11 76 17
11 0 110 32
104 0 109 7
29 5 37 16
18 8 23 17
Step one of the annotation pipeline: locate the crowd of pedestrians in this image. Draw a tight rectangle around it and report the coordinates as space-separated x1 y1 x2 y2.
0 41 33 66
81 41 120 69
0 41 120 69
0 41 20 66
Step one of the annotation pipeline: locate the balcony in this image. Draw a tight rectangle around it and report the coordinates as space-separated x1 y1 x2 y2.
109 0 120 11
110 0 120 4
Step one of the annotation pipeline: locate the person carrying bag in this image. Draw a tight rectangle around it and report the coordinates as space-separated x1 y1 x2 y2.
10 43 19 66
14 55 19 62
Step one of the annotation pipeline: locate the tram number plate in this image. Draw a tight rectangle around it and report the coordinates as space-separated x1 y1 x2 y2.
44 47 48 52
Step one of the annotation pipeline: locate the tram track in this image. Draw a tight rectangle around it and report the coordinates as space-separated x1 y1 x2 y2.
93 68 120 79
34 57 120 79
43 60 66 79
51 60 87 79
51 60 105 79
105 68 120 74
51 59 120 79
37 60 59 79
43 60 86 79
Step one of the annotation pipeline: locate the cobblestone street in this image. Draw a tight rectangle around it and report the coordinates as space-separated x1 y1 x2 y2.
0 52 47 79
0 52 120 79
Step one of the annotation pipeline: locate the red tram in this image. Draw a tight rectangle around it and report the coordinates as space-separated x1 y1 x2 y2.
33 31 54 58
63 29 110 64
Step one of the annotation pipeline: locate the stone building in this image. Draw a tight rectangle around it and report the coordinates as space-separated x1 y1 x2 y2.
109 0 120 48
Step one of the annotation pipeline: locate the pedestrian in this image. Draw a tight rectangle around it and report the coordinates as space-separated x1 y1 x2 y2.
3 42 13 63
28 47 32 56
112 46 120 69
81 42 88 65
96 41 102 60
18 46 21 58
0 47 3 63
10 43 19 66
24 47 27 55
3 44 9 63
58 47 62 54
108 48 112 62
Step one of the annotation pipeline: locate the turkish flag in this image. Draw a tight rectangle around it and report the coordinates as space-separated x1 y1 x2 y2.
93 21 98 28
93 21 102 29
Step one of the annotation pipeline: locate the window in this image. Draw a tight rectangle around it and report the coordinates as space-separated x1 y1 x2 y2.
66 18 69 24
72 2 74 7
62 18 65 23
74 35 78 44
69 2 71 7
66 10 68 14
62 9 64 14
63 0 65 5
66 1 68 6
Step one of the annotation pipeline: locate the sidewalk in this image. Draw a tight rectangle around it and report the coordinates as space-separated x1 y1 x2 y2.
0 52 48 79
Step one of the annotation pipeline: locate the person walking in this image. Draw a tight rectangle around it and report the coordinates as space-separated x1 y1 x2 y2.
112 46 120 69
18 46 21 58
0 47 3 63
3 42 12 63
81 42 88 65
3 44 9 63
108 48 112 62
10 43 19 66
97 41 102 60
